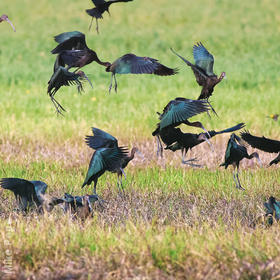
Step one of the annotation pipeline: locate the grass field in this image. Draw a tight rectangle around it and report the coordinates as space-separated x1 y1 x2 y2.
1 0 280 279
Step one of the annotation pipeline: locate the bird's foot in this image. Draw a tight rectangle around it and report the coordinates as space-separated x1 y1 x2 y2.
235 184 245 191
182 158 203 168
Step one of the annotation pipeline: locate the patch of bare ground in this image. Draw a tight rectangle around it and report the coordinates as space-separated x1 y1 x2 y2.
0 135 278 170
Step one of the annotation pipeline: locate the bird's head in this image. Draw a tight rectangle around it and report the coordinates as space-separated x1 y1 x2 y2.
251 152 262 167
77 71 93 88
105 63 112 72
0 14 16 32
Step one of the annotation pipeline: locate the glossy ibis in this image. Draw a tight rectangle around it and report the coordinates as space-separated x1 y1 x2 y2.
51 31 110 71
0 14 16 32
82 128 128 197
220 133 262 190
264 196 280 225
165 123 245 167
105 53 178 93
0 178 63 212
241 131 280 166
86 0 134 33
85 127 138 193
171 43 225 114
48 54 93 115
152 97 210 157
62 193 98 219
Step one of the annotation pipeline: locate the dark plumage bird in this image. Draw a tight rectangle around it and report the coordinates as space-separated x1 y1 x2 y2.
82 128 128 197
0 14 16 32
164 123 245 167
51 31 110 70
171 43 225 114
152 97 210 156
241 131 280 166
264 196 280 225
85 127 137 193
0 178 63 212
105 53 178 93
86 0 134 33
220 134 261 190
47 54 93 115
62 193 98 219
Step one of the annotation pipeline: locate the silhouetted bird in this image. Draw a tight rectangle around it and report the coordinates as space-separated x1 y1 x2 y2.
48 54 93 115
51 31 110 71
62 193 98 219
105 53 178 93
86 0 134 33
241 131 280 166
165 123 245 167
85 127 137 193
82 128 128 197
220 134 261 190
171 43 225 114
0 178 63 212
0 14 16 32
264 196 280 225
152 98 210 156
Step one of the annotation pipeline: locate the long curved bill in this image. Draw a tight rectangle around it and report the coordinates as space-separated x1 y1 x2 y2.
6 18 16 32
84 73 93 88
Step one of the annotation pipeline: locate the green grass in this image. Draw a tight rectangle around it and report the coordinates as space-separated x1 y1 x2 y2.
1 0 280 278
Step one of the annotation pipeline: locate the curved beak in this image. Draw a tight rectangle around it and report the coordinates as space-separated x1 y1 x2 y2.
6 18 16 32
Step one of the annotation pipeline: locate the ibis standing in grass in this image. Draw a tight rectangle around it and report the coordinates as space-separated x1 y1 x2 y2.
105 53 178 93
82 128 128 197
171 43 225 114
85 127 139 192
220 134 262 190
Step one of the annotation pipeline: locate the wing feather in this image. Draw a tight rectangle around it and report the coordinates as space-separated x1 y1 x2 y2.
241 131 280 153
193 42 214 76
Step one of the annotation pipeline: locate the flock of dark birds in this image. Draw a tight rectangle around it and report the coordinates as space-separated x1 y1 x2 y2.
1 2 280 225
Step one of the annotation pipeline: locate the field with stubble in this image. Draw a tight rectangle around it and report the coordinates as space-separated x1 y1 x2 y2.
1 0 280 279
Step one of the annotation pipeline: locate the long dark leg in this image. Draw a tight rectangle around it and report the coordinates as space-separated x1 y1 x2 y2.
96 18 99 34
236 168 245 190
113 74 118 93
156 135 163 157
89 17 93 31
50 95 66 115
207 98 218 117
109 73 113 93
93 178 106 206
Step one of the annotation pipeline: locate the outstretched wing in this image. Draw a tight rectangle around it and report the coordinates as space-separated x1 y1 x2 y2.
159 98 210 130
85 127 118 150
116 54 178 76
51 31 87 54
48 66 83 95
241 131 280 153
82 147 128 186
91 0 106 6
0 178 39 208
193 42 214 76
